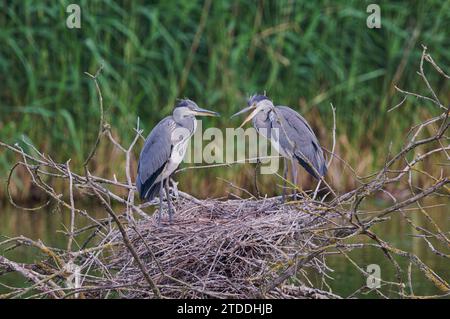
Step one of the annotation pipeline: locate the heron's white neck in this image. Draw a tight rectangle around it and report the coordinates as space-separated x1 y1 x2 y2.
257 99 274 114
173 107 195 123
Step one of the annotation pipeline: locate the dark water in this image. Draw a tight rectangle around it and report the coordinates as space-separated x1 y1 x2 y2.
0 198 448 298
324 199 449 298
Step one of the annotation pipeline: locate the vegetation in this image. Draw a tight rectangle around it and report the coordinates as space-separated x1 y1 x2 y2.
0 1 449 198
0 46 448 298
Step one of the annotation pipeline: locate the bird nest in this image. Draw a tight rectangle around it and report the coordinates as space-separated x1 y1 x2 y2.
1 46 448 299
104 196 343 299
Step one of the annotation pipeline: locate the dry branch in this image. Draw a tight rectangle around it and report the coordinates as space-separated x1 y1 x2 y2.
0 47 448 299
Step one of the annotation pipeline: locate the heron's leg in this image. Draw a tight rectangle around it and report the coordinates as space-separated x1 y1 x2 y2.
291 159 298 200
170 177 179 199
158 181 164 225
282 157 288 203
254 158 261 198
165 177 175 223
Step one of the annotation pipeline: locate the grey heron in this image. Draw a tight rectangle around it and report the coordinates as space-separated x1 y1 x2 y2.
137 99 219 222
232 94 327 200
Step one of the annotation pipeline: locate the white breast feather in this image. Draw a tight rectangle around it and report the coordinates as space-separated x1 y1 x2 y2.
162 120 196 180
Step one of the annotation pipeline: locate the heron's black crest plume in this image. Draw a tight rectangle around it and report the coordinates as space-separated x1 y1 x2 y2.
175 99 190 108
248 94 269 106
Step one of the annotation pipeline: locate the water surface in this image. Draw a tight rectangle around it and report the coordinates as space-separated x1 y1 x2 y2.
0 198 448 298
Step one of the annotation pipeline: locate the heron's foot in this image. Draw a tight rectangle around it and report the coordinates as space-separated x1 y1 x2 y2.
157 206 163 226
168 206 176 223
165 193 176 224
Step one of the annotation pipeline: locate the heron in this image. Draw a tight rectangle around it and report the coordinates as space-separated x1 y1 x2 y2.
232 94 327 200
136 99 219 223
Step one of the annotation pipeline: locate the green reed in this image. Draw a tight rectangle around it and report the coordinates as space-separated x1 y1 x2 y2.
0 0 449 197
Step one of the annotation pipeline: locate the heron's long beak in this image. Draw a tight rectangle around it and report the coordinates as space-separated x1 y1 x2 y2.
231 104 260 128
231 105 255 119
193 107 220 117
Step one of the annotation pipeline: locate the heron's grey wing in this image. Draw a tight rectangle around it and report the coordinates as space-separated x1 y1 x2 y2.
275 106 327 178
137 117 176 200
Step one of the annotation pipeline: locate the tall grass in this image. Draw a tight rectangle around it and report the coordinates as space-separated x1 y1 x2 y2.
0 0 449 197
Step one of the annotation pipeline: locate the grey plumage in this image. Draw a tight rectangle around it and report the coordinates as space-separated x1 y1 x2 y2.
137 99 219 222
232 94 327 191
136 116 178 201
262 105 327 178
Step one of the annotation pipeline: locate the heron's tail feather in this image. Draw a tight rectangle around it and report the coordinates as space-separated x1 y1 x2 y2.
137 163 166 201
294 154 327 179
320 161 328 177
144 182 162 201
138 178 162 201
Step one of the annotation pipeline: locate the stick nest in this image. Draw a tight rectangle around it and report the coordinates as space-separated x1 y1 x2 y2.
1 46 448 299
105 196 342 298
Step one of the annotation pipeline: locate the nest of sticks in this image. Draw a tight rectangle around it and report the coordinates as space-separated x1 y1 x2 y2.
104 196 343 298
0 46 448 299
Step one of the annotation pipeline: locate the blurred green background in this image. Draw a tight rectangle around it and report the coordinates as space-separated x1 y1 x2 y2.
0 0 449 198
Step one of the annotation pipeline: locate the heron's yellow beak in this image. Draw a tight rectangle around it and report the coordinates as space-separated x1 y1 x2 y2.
231 104 261 128
193 108 220 117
